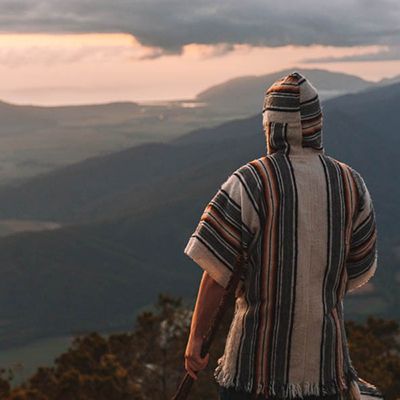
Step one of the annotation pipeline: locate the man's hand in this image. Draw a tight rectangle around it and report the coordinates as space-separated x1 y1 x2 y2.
184 271 225 380
184 334 210 380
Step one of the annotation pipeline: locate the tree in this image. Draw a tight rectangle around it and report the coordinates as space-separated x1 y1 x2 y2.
346 316 400 399
3 294 398 399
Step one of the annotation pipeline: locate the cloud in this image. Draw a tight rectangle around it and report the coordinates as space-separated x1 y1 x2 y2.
300 45 400 63
0 0 399 59
0 33 150 66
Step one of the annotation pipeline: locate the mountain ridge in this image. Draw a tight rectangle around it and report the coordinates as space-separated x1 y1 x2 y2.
0 78 397 348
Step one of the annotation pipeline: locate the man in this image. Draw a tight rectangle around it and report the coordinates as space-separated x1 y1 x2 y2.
183 72 379 399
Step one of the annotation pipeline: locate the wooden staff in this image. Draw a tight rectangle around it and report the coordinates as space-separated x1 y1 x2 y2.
171 249 249 400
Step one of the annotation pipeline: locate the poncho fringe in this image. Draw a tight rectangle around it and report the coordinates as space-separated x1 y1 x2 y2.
214 358 359 399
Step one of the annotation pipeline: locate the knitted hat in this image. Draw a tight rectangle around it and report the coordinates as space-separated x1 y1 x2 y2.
262 71 324 154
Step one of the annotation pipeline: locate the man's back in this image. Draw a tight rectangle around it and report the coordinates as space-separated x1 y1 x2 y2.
184 72 378 399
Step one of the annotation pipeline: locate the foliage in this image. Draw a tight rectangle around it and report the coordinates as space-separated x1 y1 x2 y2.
0 293 234 400
1 294 398 399
346 316 400 399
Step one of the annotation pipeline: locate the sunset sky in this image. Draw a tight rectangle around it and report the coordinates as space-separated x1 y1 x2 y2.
0 0 399 106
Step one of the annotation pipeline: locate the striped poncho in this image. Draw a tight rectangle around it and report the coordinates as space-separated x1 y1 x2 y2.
184 72 381 399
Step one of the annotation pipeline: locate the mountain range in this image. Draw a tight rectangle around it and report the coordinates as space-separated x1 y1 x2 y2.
0 68 394 184
0 79 398 348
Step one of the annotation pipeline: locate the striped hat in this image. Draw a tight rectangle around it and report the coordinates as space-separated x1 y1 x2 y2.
262 71 324 154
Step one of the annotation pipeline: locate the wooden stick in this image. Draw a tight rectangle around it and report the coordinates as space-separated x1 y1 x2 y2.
171 250 249 400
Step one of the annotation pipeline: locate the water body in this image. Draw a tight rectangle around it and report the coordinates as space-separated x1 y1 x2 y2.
0 334 74 387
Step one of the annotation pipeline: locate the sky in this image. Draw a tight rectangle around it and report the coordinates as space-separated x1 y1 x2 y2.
0 0 399 106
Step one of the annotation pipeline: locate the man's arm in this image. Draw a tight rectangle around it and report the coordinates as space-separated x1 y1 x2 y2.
183 164 261 379
345 172 378 293
184 271 226 380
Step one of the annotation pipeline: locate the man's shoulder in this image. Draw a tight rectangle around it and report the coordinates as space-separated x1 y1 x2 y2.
232 157 266 179
322 156 369 208
226 158 265 193
323 155 364 179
